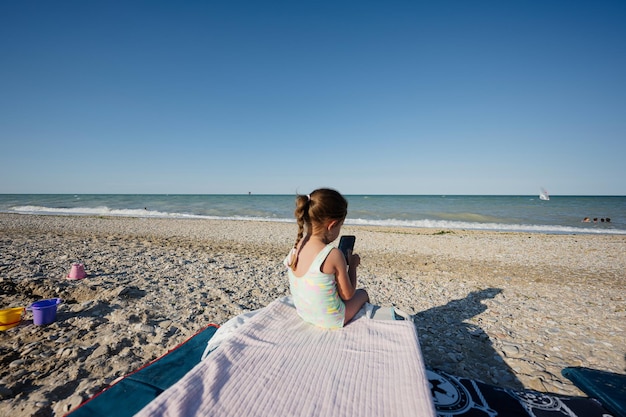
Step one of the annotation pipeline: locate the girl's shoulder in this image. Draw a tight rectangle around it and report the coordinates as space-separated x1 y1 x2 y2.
292 242 335 276
320 244 344 274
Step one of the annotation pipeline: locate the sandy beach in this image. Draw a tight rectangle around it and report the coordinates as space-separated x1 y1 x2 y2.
1 213 625 416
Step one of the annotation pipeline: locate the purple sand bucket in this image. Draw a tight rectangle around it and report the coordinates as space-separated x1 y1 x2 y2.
27 298 62 325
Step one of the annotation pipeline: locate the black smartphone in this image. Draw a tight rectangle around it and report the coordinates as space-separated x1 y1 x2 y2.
338 235 356 264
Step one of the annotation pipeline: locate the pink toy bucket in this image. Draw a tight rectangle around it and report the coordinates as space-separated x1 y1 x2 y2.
27 298 62 325
67 263 87 280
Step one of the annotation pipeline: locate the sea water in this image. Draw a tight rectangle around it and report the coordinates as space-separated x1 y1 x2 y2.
0 194 624 235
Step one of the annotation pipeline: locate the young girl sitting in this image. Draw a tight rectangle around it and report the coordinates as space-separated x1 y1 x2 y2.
284 188 370 329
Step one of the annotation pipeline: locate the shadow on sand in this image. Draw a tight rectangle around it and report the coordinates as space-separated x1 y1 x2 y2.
414 287 525 390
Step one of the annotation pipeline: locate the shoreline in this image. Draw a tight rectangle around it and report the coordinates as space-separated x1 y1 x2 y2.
1 213 625 416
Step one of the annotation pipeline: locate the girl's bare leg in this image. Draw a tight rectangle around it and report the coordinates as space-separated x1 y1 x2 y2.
343 289 369 325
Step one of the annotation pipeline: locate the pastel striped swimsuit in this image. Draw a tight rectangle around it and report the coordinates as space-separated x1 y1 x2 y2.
286 244 346 329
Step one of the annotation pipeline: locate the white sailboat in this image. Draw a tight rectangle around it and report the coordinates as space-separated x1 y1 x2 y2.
539 188 550 201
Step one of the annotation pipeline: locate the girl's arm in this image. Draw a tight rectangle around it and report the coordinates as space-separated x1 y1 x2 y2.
325 248 359 300
346 249 360 289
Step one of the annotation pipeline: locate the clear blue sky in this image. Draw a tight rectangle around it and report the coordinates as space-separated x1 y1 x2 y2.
1 1 624 195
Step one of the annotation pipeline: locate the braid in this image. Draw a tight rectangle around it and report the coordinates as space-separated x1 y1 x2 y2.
290 194 310 270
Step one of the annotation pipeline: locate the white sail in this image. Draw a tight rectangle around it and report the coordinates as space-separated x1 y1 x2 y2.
539 188 550 200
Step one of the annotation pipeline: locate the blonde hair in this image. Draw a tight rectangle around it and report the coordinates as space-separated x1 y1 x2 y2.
290 188 348 270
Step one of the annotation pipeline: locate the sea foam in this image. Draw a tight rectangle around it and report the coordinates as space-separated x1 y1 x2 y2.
7 205 626 235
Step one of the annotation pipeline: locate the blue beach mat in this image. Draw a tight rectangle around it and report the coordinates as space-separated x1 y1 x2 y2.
65 325 218 417
65 314 614 417
562 367 626 417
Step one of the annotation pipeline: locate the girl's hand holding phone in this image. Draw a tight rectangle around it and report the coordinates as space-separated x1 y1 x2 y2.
347 249 360 268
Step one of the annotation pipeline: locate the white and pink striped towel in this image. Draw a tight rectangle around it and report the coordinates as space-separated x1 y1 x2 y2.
136 297 435 417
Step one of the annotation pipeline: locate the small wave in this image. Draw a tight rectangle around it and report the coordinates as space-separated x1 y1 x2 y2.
8 205 295 223
9 205 197 219
345 218 626 235
440 212 503 223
